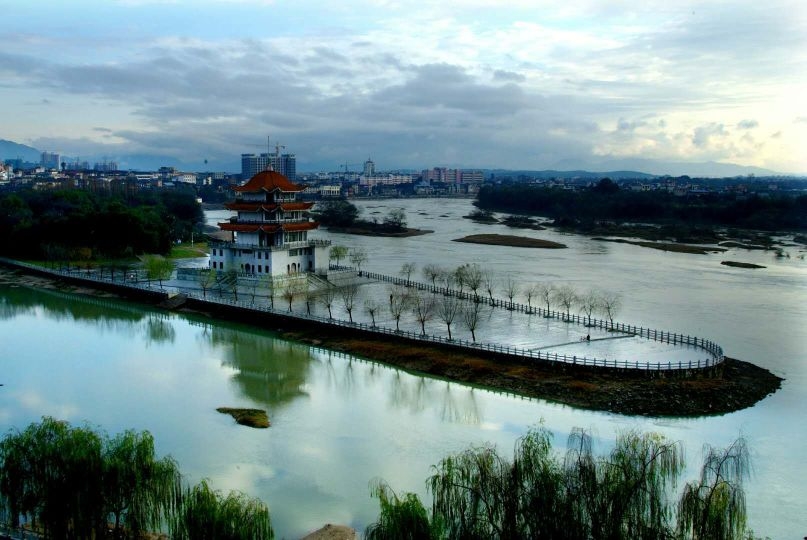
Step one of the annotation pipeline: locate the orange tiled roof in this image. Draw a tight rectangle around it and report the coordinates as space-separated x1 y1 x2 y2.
233 170 305 193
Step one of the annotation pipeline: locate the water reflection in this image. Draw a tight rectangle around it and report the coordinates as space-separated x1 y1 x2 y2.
145 314 176 344
206 323 314 409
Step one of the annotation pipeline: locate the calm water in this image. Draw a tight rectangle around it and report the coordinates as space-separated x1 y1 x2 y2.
2 198 805 538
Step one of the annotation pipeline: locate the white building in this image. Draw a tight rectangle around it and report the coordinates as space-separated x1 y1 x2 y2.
209 170 330 276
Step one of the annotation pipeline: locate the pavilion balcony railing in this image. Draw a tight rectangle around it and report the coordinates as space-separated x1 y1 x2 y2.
208 239 331 252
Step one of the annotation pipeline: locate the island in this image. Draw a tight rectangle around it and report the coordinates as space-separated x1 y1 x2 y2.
216 407 270 428
453 234 566 249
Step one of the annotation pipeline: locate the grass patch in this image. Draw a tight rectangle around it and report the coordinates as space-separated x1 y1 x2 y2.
216 407 270 428
169 242 209 259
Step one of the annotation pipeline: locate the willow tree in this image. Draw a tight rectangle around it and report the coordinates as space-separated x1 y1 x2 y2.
103 429 182 538
677 438 750 540
172 479 273 540
0 417 105 538
428 426 568 539
142 254 174 288
565 429 684 540
365 480 437 540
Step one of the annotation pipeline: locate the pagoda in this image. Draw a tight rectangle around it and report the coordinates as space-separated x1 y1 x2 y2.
209 170 330 276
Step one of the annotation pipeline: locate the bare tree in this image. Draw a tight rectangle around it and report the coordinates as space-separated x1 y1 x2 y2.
579 289 601 327
502 276 519 308
537 283 554 314
462 300 487 342
363 298 382 326
340 283 360 322
422 264 443 287
223 268 239 301
304 281 317 315
320 285 338 319
263 274 275 309
453 265 468 292
462 263 483 299
599 290 622 328
280 278 304 312
400 262 416 284
198 269 216 298
554 284 578 321
388 285 410 331
411 292 435 335
349 247 368 273
525 283 538 310
436 295 462 340
439 269 455 292
482 269 496 301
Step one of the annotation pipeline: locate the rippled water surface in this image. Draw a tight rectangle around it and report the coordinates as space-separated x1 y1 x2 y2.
1 198 805 538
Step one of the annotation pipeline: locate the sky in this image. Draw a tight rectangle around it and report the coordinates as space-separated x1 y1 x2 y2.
1 0 806 175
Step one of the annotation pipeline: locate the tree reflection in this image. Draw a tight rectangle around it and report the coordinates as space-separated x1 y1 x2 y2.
207 325 314 410
145 314 176 344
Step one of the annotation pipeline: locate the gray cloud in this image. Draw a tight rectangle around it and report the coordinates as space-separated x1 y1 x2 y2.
693 123 728 149
492 69 526 83
737 119 758 130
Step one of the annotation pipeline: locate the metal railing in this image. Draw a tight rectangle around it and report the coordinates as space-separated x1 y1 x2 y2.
0 258 724 373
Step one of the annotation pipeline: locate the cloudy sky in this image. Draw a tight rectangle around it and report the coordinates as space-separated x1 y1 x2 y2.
2 0 806 174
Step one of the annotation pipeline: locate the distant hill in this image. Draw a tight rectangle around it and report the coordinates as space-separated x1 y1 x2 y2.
551 158 781 178
0 139 41 162
487 169 656 180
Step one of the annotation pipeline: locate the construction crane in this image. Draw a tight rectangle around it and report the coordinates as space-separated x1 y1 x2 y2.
245 136 287 158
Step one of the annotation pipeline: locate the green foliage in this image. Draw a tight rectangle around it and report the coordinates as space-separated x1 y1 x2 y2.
372 427 753 540
366 480 437 540
315 198 360 227
172 479 273 540
329 245 349 266
142 254 175 286
477 183 807 231
0 417 180 539
428 426 568 539
0 418 269 539
0 187 203 259
103 430 182 536
678 438 750 540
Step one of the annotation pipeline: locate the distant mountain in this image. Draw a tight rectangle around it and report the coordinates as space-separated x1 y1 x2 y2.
487 169 656 180
551 158 780 178
0 139 41 162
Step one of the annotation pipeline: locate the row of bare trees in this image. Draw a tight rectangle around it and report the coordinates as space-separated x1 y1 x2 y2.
420 262 623 326
195 256 622 341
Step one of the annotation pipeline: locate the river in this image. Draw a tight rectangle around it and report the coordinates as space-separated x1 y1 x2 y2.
2 198 805 538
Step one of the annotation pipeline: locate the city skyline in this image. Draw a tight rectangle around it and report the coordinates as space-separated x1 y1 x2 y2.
1 1 805 176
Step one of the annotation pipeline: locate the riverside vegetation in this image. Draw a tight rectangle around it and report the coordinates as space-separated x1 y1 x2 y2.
0 419 760 539
474 179 807 243
0 188 204 261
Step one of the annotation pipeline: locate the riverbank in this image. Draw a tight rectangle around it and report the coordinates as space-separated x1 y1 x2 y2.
0 266 782 417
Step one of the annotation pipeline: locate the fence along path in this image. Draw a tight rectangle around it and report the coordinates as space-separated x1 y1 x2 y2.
355 268 724 370
3 259 724 373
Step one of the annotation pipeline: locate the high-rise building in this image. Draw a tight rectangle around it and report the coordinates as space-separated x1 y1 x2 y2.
41 152 61 170
241 152 296 181
363 158 375 177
